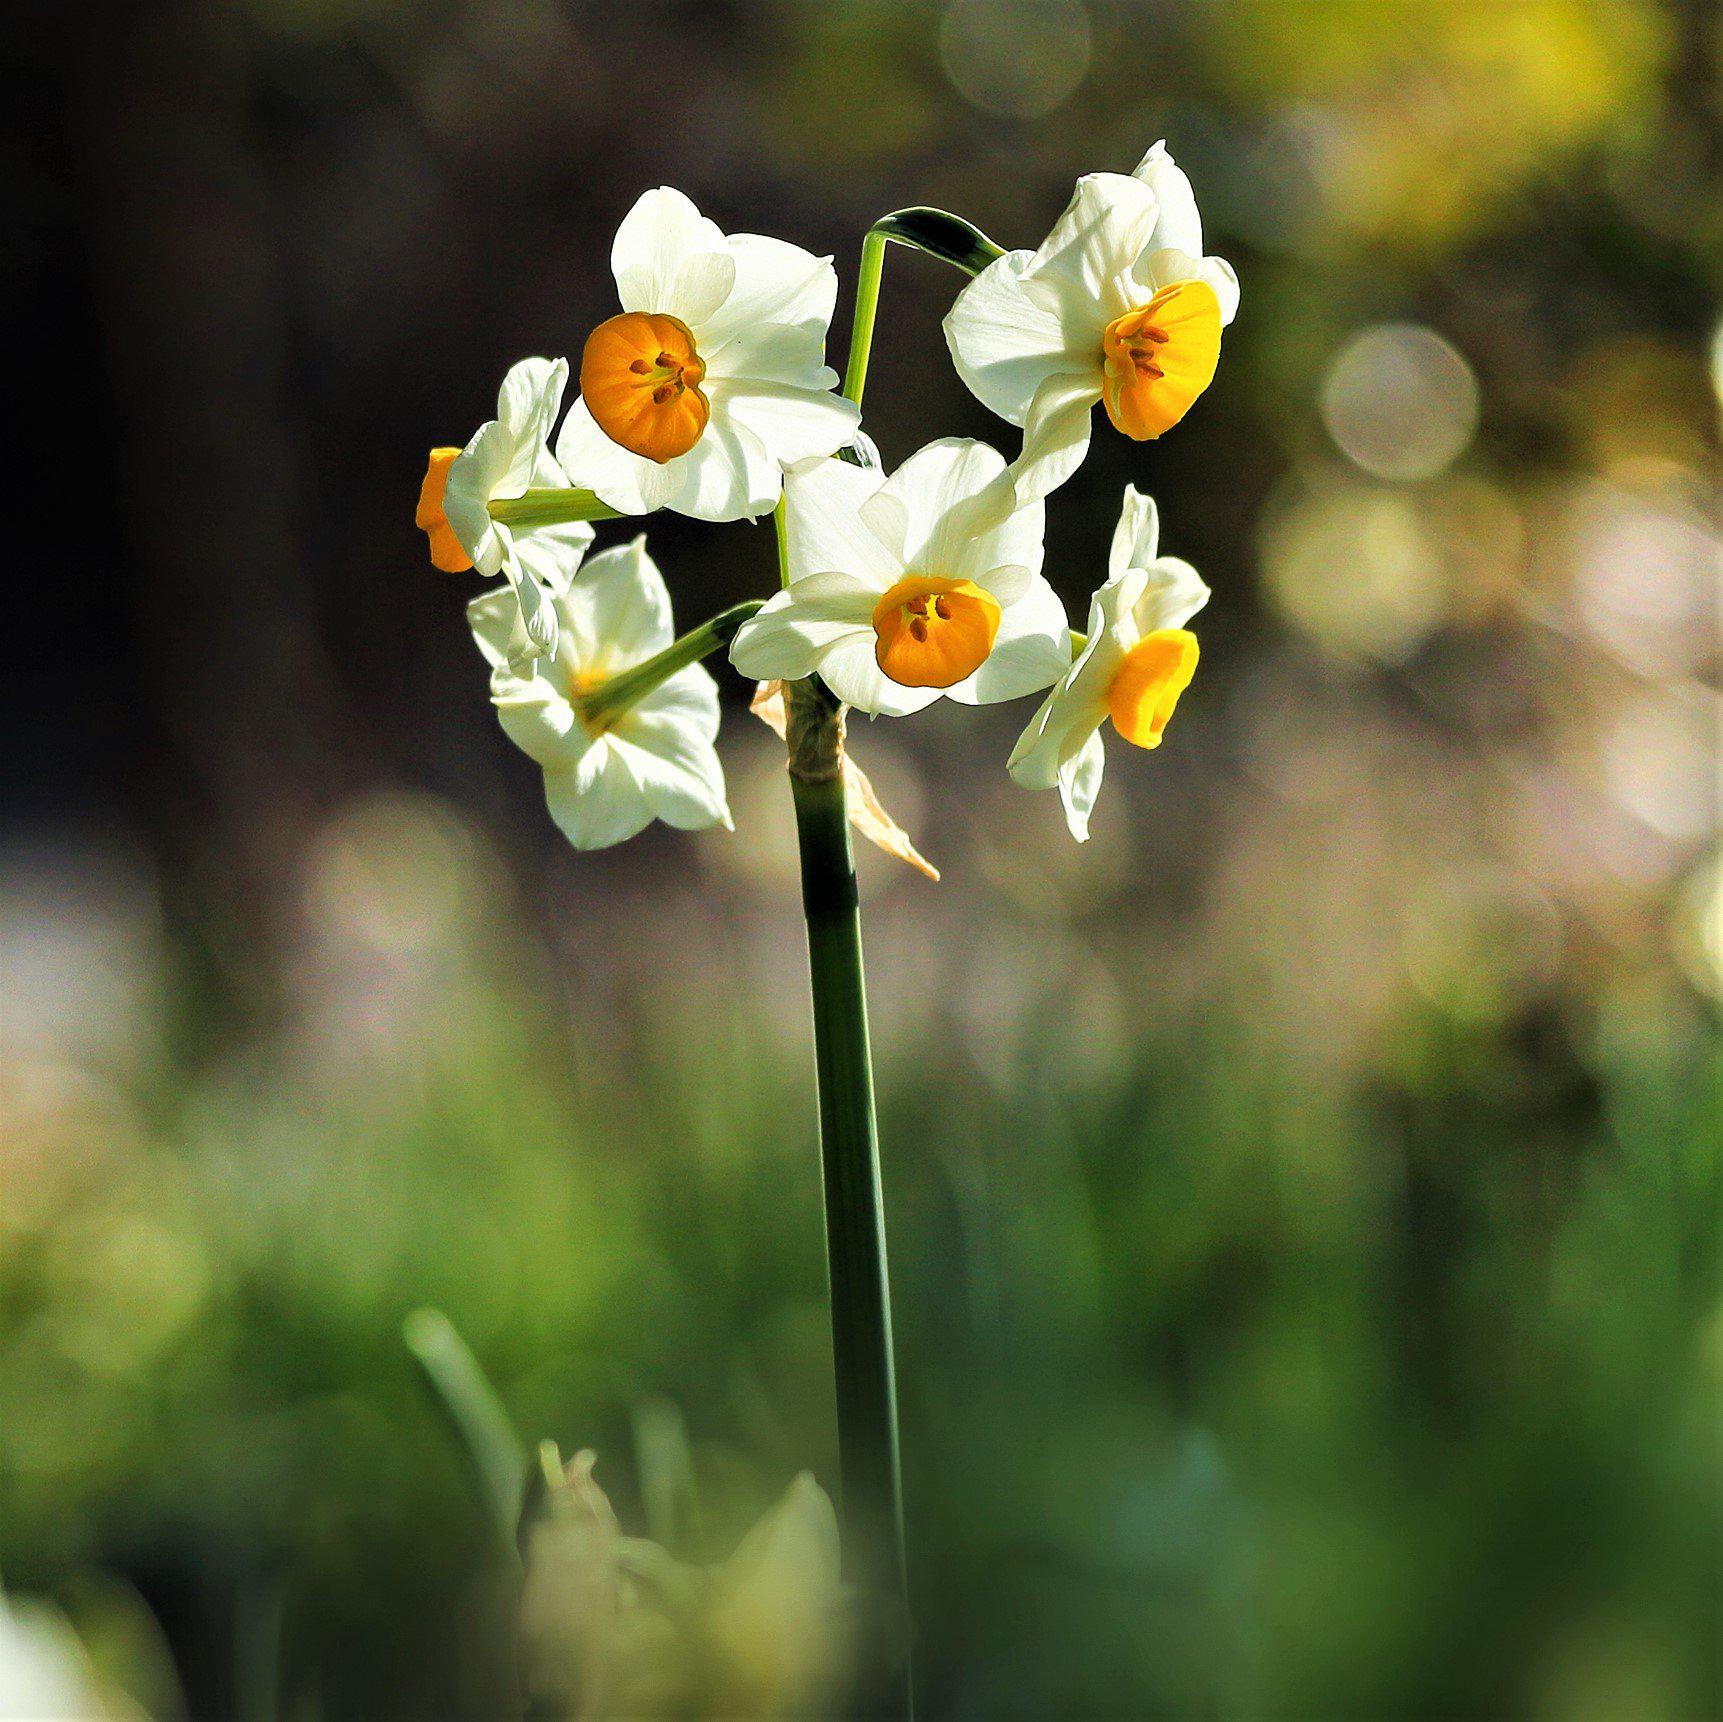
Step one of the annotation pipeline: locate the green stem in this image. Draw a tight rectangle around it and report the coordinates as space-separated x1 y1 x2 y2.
786 683 911 1718
487 487 624 528
578 601 762 733
842 208 1006 407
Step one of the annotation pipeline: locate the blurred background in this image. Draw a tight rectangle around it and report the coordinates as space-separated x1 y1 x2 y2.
6 0 1720 1715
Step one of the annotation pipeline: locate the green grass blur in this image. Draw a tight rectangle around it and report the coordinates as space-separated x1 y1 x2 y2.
6 0 1719 1715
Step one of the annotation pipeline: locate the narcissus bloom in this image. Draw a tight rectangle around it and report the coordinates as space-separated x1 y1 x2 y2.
728 439 1070 717
557 189 862 523
417 357 592 655
468 538 730 849
944 142 1238 504
1008 486 1208 841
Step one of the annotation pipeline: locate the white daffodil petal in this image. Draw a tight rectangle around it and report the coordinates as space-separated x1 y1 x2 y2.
611 188 733 319
669 410 781 522
1109 485 1161 577
1007 686 1065 789
1058 728 1108 842
492 670 589 771
1007 668 1102 786
616 735 733 832
554 398 685 518
509 567 560 657
495 356 569 491
444 420 511 573
704 321 836 389
1009 372 1100 505
554 538 675 674
714 378 860 470
1063 619 1129 718
948 572 1070 705
1133 555 1212 635
669 248 739 328
816 636 942 718
1131 141 1204 258
510 522 596 600
468 587 532 671
562 390 775 522
702 234 839 351
627 662 723 743
783 458 898 588
961 491 1047 593
943 248 1087 425
876 438 1013 577
1031 172 1162 318
728 578 876 682
611 677 732 832
543 745 657 850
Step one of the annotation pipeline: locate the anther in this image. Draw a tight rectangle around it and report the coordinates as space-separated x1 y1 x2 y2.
909 617 928 642
652 384 675 404
629 359 651 375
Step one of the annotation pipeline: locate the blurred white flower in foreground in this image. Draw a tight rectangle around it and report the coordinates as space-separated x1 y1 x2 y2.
469 539 730 850
729 439 1070 716
0 1588 119 1720
557 188 861 523
417 357 593 655
1009 486 1209 840
945 142 1238 503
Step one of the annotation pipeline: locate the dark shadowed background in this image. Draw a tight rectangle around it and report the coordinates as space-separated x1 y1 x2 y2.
5 0 1719 1716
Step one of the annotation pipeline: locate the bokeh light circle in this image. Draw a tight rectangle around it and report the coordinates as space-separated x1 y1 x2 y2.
940 0 1092 119
1321 323 1480 481
1260 482 1447 664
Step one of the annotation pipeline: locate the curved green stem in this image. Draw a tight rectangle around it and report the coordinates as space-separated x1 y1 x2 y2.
842 208 1005 407
578 601 762 733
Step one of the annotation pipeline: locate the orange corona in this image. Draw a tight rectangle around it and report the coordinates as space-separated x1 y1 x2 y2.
416 448 473 571
1099 280 1222 441
871 575 1002 689
1106 629 1199 748
580 312 710 463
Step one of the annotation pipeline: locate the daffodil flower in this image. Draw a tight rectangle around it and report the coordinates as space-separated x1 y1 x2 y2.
468 538 731 850
556 188 863 523
943 142 1239 504
417 357 594 655
728 439 1071 717
1008 486 1208 841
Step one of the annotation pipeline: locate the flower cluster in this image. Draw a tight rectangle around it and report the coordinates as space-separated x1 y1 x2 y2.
418 152 1235 850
